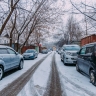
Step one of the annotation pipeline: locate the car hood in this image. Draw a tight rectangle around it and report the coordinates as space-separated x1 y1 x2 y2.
22 53 34 55
65 50 78 53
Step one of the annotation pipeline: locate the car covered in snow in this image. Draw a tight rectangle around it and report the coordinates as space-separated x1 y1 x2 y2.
0 45 24 80
60 44 80 65
22 49 38 59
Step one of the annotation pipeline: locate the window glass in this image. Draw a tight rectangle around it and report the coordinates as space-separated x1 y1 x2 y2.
86 46 94 54
0 48 9 54
4 40 6 44
0 39 1 43
25 49 35 53
80 48 86 55
95 45 96 51
63 46 80 51
7 49 16 54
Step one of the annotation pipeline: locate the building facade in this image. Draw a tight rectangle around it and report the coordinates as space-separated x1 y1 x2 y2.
0 36 10 44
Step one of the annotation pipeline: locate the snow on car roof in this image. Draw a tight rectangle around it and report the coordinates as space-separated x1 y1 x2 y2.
63 44 79 47
0 45 10 48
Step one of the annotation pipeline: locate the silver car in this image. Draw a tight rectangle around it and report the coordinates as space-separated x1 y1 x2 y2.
0 45 24 80
60 44 80 65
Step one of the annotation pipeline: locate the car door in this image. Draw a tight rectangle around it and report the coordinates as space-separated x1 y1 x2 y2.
83 46 94 74
60 48 64 60
78 47 86 72
0 48 11 70
7 48 19 68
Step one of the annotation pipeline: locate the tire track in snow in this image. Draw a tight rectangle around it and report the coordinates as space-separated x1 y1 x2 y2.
44 53 63 96
0 53 51 96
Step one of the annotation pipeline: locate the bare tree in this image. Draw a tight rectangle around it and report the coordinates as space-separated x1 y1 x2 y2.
16 0 61 51
70 0 96 35
66 15 82 43
0 0 20 35
0 0 66 52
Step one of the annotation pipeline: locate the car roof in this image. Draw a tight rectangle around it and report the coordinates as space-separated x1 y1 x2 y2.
63 44 80 47
0 45 12 49
82 42 96 48
26 49 35 51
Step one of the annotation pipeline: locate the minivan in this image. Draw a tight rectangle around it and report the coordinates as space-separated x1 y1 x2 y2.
76 42 96 86
60 44 80 65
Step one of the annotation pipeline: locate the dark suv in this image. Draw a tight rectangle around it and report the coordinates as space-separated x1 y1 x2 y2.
76 42 96 86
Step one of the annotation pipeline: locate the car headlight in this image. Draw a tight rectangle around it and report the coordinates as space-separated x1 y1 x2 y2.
66 52 72 55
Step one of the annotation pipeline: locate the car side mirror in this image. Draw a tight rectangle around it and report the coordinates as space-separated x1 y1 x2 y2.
16 52 19 55
77 51 79 54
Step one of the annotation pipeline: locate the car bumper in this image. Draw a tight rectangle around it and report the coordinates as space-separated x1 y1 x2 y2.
64 56 77 64
23 56 35 60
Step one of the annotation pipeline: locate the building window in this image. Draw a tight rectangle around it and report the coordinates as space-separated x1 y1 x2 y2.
0 39 2 44
4 40 6 44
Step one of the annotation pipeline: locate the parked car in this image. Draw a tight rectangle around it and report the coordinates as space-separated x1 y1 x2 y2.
0 45 24 80
76 42 96 86
60 44 80 65
41 49 48 54
57 48 62 54
22 49 38 59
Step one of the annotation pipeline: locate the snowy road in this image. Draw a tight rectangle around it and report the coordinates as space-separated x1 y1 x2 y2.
0 51 96 96
0 53 49 91
56 53 96 96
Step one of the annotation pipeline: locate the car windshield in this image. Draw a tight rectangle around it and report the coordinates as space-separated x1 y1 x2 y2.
42 49 47 52
25 49 35 53
64 46 80 51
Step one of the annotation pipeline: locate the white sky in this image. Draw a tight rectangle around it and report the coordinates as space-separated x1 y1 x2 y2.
62 0 96 21
55 0 96 35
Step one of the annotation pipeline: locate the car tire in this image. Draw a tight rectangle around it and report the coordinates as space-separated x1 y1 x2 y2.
18 60 23 70
61 58 63 62
0 66 4 80
76 63 80 72
90 70 96 86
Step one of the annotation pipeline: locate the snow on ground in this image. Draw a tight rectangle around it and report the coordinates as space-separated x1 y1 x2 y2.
55 53 96 96
1 51 96 96
18 52 54 96
0 53 49 91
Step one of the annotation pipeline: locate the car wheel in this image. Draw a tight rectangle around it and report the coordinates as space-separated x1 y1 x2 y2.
61 58 63 62
18 60 23 70
90 70 96 86
0 66 3 80
76 63 80 72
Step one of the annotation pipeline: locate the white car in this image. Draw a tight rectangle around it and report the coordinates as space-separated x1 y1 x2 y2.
60 44 80 65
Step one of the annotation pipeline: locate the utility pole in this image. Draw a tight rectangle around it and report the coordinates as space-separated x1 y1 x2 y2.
85 0 88 35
